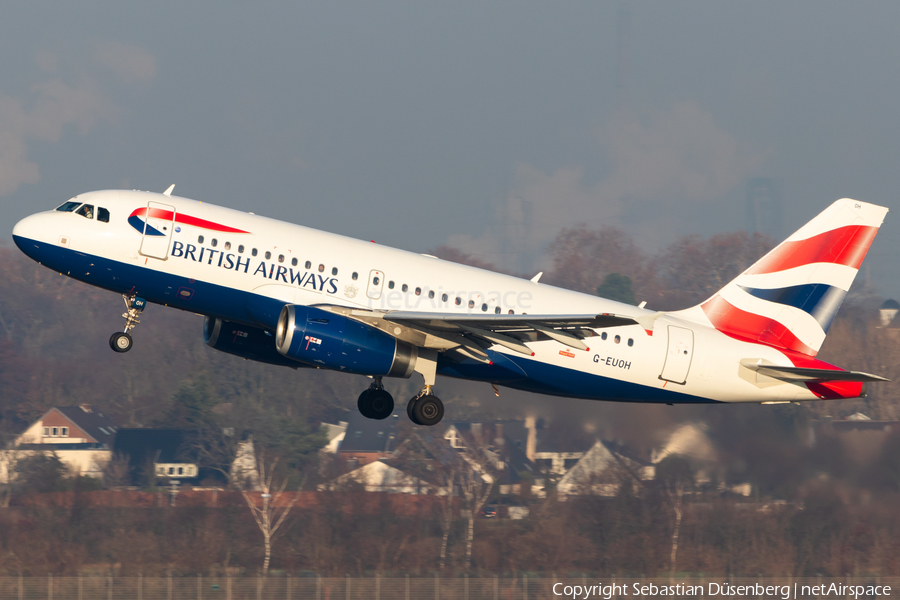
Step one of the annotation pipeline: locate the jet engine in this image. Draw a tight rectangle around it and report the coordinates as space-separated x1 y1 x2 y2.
275 305 417 377
203 316 305 368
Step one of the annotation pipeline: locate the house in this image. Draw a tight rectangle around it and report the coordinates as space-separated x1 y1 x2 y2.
320 420 348 454
337 410 401 468
879 299 899 327
556 440 652 498
319 459 447 494
112 429 198 484
1 404 116 482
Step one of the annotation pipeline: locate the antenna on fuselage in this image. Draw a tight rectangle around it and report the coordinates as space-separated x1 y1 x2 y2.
163 184 175 196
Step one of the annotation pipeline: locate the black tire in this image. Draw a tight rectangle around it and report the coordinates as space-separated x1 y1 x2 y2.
109 332 133 353
368 390 394 420
407 396 420 424
357 390 373 419
412 395 444 426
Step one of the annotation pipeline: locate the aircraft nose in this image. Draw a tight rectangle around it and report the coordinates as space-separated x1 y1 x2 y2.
12 214 47 251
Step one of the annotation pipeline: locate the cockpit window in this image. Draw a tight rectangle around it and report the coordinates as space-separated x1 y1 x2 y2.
56 202 81 212
75 204 94 219
97 207 110 223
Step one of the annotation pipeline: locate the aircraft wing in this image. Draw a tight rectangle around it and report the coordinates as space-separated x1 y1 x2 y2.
382 311 640 361
313 304 649 362
740 360 890 383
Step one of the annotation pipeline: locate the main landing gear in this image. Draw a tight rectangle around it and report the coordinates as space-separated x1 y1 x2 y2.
357 377 395 420
109 294 146 353
356 349 445 426
407 387 444 427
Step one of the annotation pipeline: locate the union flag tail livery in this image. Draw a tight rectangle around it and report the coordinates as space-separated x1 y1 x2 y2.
11 189 891 425
692 199 887 357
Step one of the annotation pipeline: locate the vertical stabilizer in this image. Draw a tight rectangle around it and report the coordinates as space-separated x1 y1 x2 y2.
688 199 888 356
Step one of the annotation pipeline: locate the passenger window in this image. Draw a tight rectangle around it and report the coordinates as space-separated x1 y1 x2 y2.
508 309 514 314
495 307 501 314
224 241 231 250
56 201 81 212
199 235 205 244
292 258 298 266
402 284 408 292
97 207 110 223
442 294 448 302
332 267 338 276
278 255 284 263
601 332 608 340
415 287 421 296
614 335 621 344
455 297 461 305
352 272 359 281
265 251 271 259
305 261 311 269
252 248 258 257
238 245 244 253
211 239 218 247
468 300 475 309
428 290 434 299
389 281 395 289
481 303 488 312
318 264 325 272
628 338 634 347
373 276 380 285
76 204 94 219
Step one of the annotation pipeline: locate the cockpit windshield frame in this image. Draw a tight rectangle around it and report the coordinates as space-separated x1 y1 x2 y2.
55 201 81 213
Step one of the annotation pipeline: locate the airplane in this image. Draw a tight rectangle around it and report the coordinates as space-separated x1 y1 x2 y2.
12 188 890 426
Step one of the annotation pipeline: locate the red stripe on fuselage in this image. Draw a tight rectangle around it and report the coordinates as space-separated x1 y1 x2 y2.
701 295 817 356
746 225 877 275
130 208 250 234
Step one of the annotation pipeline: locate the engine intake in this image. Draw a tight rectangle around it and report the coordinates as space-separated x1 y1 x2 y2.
276 305 417 377
204 317 304 368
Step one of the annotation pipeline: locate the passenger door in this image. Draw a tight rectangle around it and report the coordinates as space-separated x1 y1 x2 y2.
366 269 385 300
660 325 694 384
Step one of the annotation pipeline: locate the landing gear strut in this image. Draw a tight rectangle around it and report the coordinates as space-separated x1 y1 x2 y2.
109 294 146 353
357 377 395 420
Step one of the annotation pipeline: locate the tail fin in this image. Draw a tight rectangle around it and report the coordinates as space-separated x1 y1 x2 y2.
690 198 888 356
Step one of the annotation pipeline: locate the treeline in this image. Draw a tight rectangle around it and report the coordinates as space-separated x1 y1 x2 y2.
1 480 899 576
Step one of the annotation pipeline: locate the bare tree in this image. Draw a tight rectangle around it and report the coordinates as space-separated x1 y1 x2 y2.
240 449 302 575
457 442 496 571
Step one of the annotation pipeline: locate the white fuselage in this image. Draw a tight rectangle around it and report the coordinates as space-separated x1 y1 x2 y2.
12 189 834 405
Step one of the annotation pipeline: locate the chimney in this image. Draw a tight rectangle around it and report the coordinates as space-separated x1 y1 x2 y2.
80 404 92 413
525 416 537 461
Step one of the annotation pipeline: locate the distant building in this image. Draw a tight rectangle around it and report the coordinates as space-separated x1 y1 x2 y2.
880 299 899 327
1 404 115 483
556 440 653 498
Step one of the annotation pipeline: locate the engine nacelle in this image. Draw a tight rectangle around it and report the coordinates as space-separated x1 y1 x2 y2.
204 317 305 368
275 305 417 377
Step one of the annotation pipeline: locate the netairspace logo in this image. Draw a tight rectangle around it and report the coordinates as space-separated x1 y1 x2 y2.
551 582 893 600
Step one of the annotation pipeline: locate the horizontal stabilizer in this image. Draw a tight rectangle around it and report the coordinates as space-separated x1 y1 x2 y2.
740 359 889 383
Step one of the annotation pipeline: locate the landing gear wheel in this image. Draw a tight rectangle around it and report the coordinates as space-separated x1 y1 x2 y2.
109 332 133 353
358 390 374 419
358 389 394 420
407 396 421 425
412 395 444 427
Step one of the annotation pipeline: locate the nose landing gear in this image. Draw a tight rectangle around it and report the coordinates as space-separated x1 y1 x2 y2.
109 294 146 353
357 377 395 420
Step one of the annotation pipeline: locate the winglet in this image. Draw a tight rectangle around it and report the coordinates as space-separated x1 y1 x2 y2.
163 184 175 196
531 272 543 284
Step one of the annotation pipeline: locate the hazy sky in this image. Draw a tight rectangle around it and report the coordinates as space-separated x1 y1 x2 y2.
3 2 900 297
